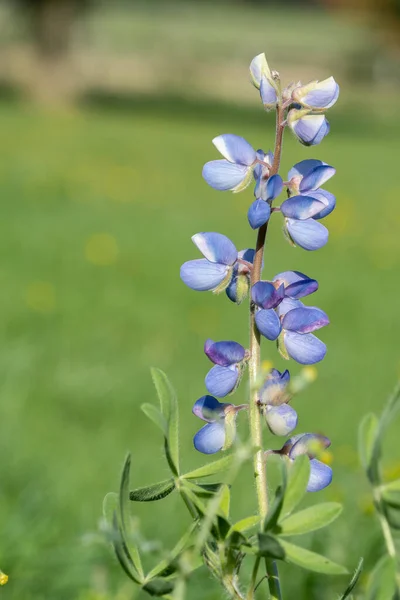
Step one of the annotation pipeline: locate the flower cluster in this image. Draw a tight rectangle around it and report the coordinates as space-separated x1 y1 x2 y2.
181 53 339 493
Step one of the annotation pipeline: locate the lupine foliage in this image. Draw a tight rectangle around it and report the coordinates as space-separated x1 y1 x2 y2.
103 54 370 598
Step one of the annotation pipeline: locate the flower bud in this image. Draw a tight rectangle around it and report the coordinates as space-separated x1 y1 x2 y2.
292 77 339 110
288 109 330 147
265 404 298 436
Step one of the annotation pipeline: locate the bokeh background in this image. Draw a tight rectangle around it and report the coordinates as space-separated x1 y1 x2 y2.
0 0 399 598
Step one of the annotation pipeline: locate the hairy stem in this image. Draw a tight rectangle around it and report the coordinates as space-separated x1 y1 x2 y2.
248 104 285 600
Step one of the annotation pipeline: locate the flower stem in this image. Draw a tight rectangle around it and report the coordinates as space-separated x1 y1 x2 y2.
248 104 285 600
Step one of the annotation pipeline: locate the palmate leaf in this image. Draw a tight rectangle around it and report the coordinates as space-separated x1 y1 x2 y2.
151 368 180 476
281 455 310 518
278 540 348 575
339 557 364 600
365 555 397 600
182 454 235 480
130 478 176 502
278 502 342 536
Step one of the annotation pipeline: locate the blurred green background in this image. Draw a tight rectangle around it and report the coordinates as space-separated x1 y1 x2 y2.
0 0 399 598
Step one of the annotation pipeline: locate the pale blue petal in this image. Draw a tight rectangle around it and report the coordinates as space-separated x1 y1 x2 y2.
205 365 239 397
266 405 298 436
273 271 318 299
292 114 330 146
180 259 229 291
286 218 329 251
194 422 226 454
281 195 326 220
284 331 327 364
252 281 284 309
248 199 271 229
213 134 257 166
255 309 282 341
266 174 283 201
282 307 329 333
192 232 237 265
288 159 324 181
277 298 303 317
260 76 277 106
203 159 249 191
289 433 331 459
204 340 245 366
307 459 333 492
303 189 336 220
192 395 228 422
299 165 336 192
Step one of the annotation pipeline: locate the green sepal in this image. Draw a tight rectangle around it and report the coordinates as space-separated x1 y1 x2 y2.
182 454 234 480
277 502 342 536
366 555 397 600
258 533 285 559
281 455 310 518
129 478 176 502
338 557 363 600
223 409 237 451
279 540 348 575
277 331 289 360
151 368 180 476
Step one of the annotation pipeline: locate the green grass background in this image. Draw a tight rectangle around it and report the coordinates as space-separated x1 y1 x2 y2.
0 4 399 594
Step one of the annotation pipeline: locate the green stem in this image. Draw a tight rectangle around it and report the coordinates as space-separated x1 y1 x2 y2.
248 103 285 600
373 489 397 559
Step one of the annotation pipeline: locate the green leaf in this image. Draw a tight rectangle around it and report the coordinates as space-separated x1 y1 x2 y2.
142 579 175 597
182 454 234 480
258 533 285 559
219 484 230 519
103 492 118 527
339 557 364 600
227 515 260 537
129 478 176 502
382 478 400 493
264 484 285 532
381 479 400 508
112 512 143 585
278 502 342 536
281 455 310 518
366 555 397 600
358 412 379 483
141 403 167 436
279 540 348 575
151 368 180 476
119 454 144 581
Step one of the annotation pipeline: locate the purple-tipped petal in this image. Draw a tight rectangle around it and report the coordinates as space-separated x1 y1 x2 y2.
283 331 327 364
286 218 329 251
194 421 226 454
205 365 239 397
266 404 298 436
266 174 283 201
299 165 336 193
192 395 228 422
281 195 326 220
307 459 333 492
273 271 318 299
204 340 245 367
180 259 230 292
282 307 329 333
288 159 325 181
192 232 237 266
248 199 271 229
289 433 331 459
303 189 336 220
213 134 256 166
202 159 249 191
277 298 303 317
255 309 282 341
260 76 277 107
252 281 284 310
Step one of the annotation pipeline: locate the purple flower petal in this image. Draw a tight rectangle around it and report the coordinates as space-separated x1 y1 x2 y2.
281 195 326 220
260 76 277 107
266 404 298 436
299 165 336 193
289 433 331 459
288 159 325 181
303 189 336 220
282 307 329 334
180 259 230 292
273 271 318 299
194 421 226 454
307 459 333 492
248 199 271 229
202 159 249 191
283 331 327 364
277 298 303 318
213 134 257 166
204 340 245 366
192 232 237 265
205 365 239 397
252 281 284 310
266 174 283 201
286 218 329 251
192 395 228 422
255 309 282 341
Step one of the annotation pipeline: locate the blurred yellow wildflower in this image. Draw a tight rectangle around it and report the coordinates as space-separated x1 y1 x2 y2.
85 234 119 266
0 571 8 585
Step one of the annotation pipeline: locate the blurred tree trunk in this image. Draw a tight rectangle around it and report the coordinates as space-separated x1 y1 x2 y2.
28 0 77 57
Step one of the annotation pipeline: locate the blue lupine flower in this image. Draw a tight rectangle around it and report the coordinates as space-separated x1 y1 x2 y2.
252 281 285 341
258 369 298 436
288 109 330 147
277 299 329 364
204 339 246 397
249 53 278 110
180 232 238 293
248 173 283 229
292 77 339 110
259 368 290 405
278 433 332 492
287 159 336 220
225 248 255 305
192 395 247 454
202 134 258 192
